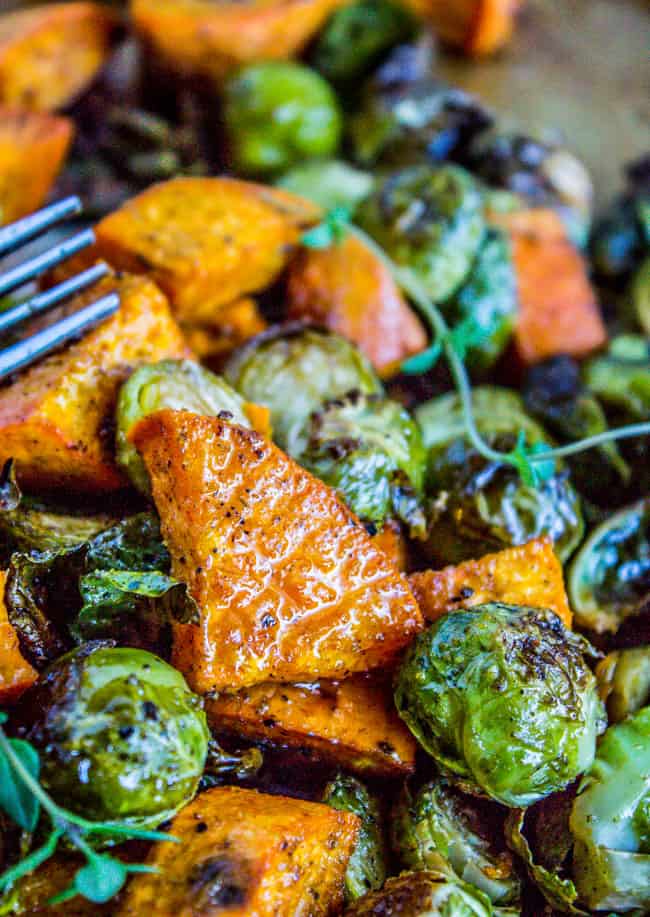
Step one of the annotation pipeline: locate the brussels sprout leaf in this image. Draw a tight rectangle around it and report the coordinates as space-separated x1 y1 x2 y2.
0 737 40 831
0 460 20 513
301 205 352 249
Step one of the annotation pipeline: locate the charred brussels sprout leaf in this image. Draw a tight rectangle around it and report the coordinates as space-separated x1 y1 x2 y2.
277 159 374 213
356 164 485 303
84 512 169 573
394 603 605 808
570 706 650 911
597 647 650 723
582 335 650 422
343 869 494 916
393 781 521 905
223 62 342 176
416 388 584 565
16 645 209 830
225 325 383 456
568 499 650 634
302 393 426 535
116 359 252 495
323 773 387 900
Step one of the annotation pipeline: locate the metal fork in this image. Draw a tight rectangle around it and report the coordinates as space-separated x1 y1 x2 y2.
0 197 120 382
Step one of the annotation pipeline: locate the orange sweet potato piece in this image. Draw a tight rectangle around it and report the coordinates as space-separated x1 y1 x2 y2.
0 3 119 112
287 234 427 377
410 0 522 55
131 0 348 84
0 570 37 705
181 296 267 367
0 107 73 224
89 177 320 325
409 537 572 628
490 207 606 365
207 674 416 778
372 520 408 573
132 410 423 693
0 273 190 492
118 786 358 917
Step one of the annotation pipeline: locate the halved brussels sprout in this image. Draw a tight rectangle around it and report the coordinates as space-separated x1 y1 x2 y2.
276 159 374 213
356 164 485 303
16 644 209 830
583 335 650 422
225 325 383 456
343 870 494 917
394 603 605 808
570 706 650 911
416 388 584 565
301 392 426 534
597 647 650 723
568 499 650 634
116 359 252 495
392 781 521 905
323 773 387 900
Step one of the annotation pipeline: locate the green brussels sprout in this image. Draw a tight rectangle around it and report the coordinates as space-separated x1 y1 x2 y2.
583 335 650 422
394 603 605 808
570 706 650 911
597 647 650 723
568 499 650 634
442 229 517 373
323 773 387 900
17 644 209 830
116 358 252 495
223 62 342 176
392 781 521 905
225 325 383 456
356 164 485 303
632 254 650 334
301 392 426 535
276 159 374 213
343 870 494 917
310 0 417 91
415 388 584 565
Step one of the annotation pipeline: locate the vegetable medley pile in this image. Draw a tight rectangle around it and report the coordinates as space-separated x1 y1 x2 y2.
0 0 649 914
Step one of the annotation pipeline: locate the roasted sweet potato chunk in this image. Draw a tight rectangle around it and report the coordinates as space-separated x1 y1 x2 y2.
207 675 416 778
0 107 73 224
287 234 427 377
131 0 347 84
0 3 119 112
0 273 189 492
181 297 267 368
409 537 572 628
372 520 408 573
410 0 522 55
118 786 358 917
89 177 320 324
490 208 606 365
132 410 423 692
0 570 37 705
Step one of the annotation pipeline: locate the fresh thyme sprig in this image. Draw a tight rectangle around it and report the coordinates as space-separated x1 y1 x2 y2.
0 713 176 905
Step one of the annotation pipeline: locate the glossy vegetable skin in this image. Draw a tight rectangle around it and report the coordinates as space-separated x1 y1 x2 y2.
0 569 37 705
117 785 359 916
395 603 605 807
132 409 423 692
597 647 650 723
344 869 493 916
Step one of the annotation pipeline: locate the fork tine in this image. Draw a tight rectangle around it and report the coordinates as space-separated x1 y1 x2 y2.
0 292 120 382
0 197 83 257
0 263 109 336
0 228 96 298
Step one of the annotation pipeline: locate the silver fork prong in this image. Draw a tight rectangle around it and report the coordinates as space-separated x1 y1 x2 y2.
0 263 109 336
0 228 96 298
0 292 120 382
0 197 83 257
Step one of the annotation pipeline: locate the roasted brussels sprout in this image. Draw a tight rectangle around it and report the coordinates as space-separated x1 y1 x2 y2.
223 62 342 176
393 781 521 905
16 644 209 830
632 254 650 334
116 359 252 495
583 335 650 422
394 603 605 808
568 499 650 634
356 164 485 303
343 870 494 916
597 647 650 723
323 773 387 900
301 392 426 535
416 388 584 565
277 159 374 212
225 325 383 456
570 706 650 911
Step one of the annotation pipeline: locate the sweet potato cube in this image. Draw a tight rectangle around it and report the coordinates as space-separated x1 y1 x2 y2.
181 296 267 368
207 674 417 778
287 233 427 377
0 3 119 112
0 107 73 224
132 410 423 693
131 0 347 84
0 273 190 492
409 537 572 628
90 177 320 324
372 520 408 573
0 570 37 705
409 0 523 55
118 786 358 917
